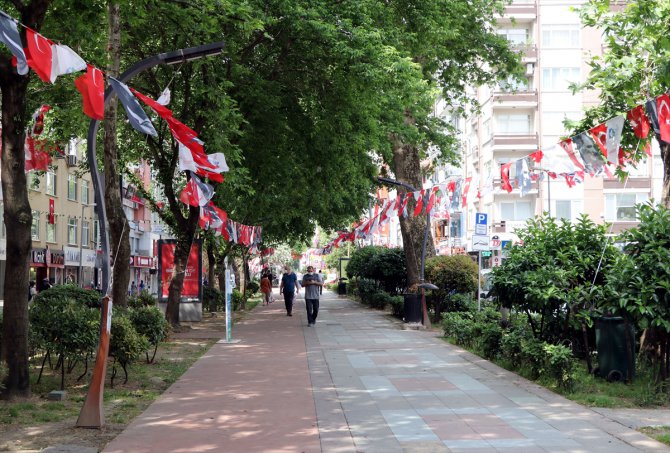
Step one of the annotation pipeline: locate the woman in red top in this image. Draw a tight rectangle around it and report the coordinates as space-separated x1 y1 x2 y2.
260 274 272 305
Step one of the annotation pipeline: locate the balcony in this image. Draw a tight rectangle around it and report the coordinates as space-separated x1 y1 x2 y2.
503 2 537 21
493 178 539 195
492 90 538 108
603 177 651 190
491 133 538 151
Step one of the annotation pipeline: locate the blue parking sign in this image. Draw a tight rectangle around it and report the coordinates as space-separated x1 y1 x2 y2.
475 212 487 236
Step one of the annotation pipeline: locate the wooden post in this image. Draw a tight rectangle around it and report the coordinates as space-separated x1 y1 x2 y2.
76 296 112 428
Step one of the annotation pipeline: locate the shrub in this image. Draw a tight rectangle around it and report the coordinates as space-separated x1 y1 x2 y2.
348 246 407 294
129 306 169 363
357 278 379 305
480 323 503 360
109 313 150 386
203 286 224 312
246 280 260 295
425 255 479 322
369 291 392 310
389 295 404 318
32 284 102 308
232 289 244 310
128 290 158 309
543 343 577 391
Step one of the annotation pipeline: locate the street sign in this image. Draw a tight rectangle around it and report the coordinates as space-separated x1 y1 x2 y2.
475 212 488 236
472 235 490 251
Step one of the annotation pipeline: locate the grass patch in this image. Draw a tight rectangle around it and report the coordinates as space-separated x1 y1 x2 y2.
640 427 670 446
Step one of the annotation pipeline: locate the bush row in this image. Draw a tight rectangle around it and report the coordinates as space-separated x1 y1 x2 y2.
442 309 577 390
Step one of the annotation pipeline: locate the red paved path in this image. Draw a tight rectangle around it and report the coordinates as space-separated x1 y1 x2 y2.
103 298 319 453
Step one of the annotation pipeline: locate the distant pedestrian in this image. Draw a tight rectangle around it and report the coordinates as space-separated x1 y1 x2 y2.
41 278 52 292
260 273 272 305
318 270 323 295
130 281 137 295
279 265 300 316
302 266 323 326
139 280 145 293
28 280 36 301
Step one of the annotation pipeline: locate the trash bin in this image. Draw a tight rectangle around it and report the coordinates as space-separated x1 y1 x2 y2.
337 278 348 295
595 316 635 382
403 293 422 323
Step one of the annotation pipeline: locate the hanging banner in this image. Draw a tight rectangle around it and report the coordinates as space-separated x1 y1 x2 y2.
157 239 202 302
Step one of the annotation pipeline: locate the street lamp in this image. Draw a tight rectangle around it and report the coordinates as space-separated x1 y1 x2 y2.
85 41 225 296
378 176 435 328
78 41 225 429
78 202 96 287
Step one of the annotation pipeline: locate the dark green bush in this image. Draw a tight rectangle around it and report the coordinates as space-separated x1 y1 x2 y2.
369 291 393 310
389 295 404 318
109 313 150 386
480 323 503 360
32 284 102 308
425 255 479 322
203 286 224 312
348 246 407 294
128 290 158 309
357 278 379 305
232 289 244 310
129 306 169 363
246 280 260 295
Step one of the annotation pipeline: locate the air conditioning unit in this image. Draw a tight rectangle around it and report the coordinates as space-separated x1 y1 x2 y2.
66 155 77 167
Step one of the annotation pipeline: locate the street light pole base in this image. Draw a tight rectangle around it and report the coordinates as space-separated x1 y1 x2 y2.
402 322 427 331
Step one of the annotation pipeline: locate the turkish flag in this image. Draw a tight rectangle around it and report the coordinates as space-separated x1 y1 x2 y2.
74 65 105 120
627 105 650 139
24 28 53 83
657 94 670 143
48 198 55 224
501 163 513 193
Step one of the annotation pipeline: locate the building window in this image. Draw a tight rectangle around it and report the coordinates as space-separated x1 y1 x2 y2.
93 220 101 249
31 210 40 240
542 67 580 91
542 25 580 48
46 220 56 243
46 171 57 196
500 201 532 221
28 172 41 191
497 28 529 46
82 220 90 247
81 180 90 205
67 174 78 201
68 217 78 245
495 113 532 135
605 193 649 221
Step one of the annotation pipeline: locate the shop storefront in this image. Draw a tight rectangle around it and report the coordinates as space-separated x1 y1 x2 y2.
47 249 65 283
130 255 153 293
30 248 48 288
63 246 97 287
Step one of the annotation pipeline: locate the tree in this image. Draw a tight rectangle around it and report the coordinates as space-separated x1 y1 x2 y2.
0 0 106 399
372 0 522 286
575 0 670 206
425 255 479 322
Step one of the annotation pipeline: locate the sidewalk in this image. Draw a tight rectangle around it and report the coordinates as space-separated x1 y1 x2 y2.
103 291 670 453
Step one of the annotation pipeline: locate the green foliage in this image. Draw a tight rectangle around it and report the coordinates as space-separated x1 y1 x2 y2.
607 203 670 333
425 255 479 321
29 296 99 363
203 286 225 312
129 307 169 349
110 313 150 369
128 290 158 309
369 291 394 310
491 214 619 342
574 0 670 178
246 281 260 295
32 284 102 309
357 279 380 305
347 246 407 294
389 295 404 318
231 289 244 311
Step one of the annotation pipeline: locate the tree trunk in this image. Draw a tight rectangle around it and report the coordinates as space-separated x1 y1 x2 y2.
206 240 215 287
165 227 197 326
0 74 32 399
103 2 130 308
392 134 435 288
0 1 51 399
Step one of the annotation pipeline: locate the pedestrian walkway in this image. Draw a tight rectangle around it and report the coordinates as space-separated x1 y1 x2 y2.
103 291 669 452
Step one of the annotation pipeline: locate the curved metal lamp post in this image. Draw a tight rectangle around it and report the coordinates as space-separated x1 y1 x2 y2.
86 41 225 296
77 41 225 428
378 176 434 328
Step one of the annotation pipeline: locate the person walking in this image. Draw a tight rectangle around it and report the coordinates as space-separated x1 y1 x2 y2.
302 266 323 326
28 280 37 301
260 273 272 305
279 265 299 316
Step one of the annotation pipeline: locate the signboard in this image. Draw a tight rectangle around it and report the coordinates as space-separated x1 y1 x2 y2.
472 235 490 251
158 240 202 302
475 212 488 236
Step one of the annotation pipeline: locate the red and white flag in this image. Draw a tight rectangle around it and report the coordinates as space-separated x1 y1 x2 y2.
501 163 513 193
50 44 86 83
657 94 670 143
558 138 585 170
627 104 650 139
178 173 214 207
75 65 105 120
24 28 53 83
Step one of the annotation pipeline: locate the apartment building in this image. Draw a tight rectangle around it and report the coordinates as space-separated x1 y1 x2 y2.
452 0 661 263
27 140 100 289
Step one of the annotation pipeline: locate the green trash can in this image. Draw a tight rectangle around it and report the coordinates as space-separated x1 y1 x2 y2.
595 316 635 382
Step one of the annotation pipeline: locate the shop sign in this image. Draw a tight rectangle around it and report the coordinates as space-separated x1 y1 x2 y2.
131 255 153 268
64 246 80 266
31 248 47 266
48 249 65 268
